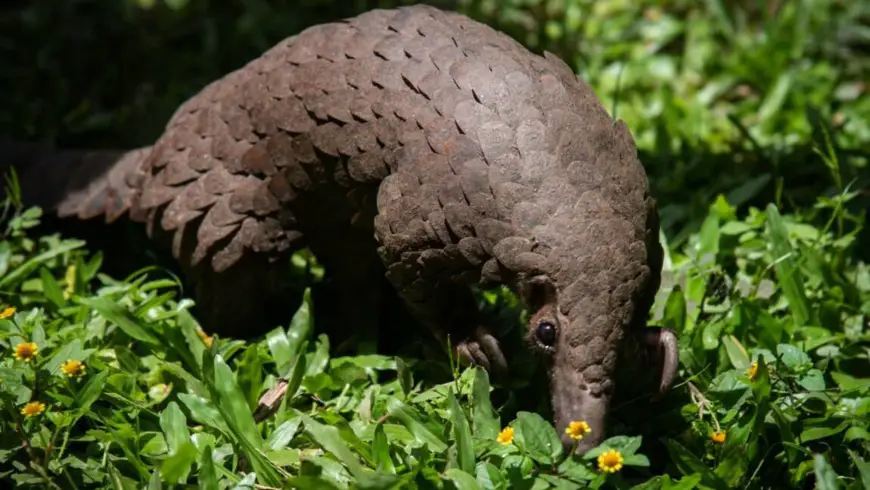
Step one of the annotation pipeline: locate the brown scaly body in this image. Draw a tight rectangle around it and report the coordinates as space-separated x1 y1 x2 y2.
1 5 678 452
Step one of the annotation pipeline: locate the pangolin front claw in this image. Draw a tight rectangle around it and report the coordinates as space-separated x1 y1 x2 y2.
455 326 508 380
641 327 679 399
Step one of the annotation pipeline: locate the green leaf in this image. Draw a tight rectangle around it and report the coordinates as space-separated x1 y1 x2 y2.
664 440 728 490
800 421 850 443
747 355 772 462
267 417 302 451
77 296 160 345
624 454 650 467
812 453 841 490
160 401 191 455
556 458 596 483
798 369 826 391
160 441 197 484
38 267 64 308
583 435 642 458
283 343 309 405
849 450 870 490
476 461 507 490
332 354 396 371
386 398 447 452
726 174 771 207
107 463 139 490
765 204 811 326
845 427 870 442
758 71 794 123
75 370 110 411
175 310 206 369
514 411 562 465
177 393 230 435
198 445 219 490
372 422 395 474
471 367 499 441
831 372 870 393
722 335 751 369
355 472 407 490
302 414 364 477
147 469 162 490
628 475 667 489
287 288 314 360
284 477 341 489
396 357 413 399
447 388 475 474
201 353 283 485
266 326 294 378
776 343 811 370
661 286 687 334
697 209 721 258
537 474 582 489
230 473 260 489
739 303 783 351
771 405 799 466
444 468 482 490
210 355 264 450
664 474 703 489
702 317 727 350
306 334 331 377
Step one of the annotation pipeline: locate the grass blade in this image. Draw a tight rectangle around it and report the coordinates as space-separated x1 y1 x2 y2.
447 388 476 474
78 296 160 345
0 239 84 289
471 367 499 441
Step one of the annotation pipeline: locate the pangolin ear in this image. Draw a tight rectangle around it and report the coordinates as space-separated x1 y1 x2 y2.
520 275 558 310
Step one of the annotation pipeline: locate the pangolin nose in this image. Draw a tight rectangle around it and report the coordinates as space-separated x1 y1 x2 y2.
552 386 609 455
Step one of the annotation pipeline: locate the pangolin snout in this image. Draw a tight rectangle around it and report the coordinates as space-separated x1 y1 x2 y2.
550 364 610 454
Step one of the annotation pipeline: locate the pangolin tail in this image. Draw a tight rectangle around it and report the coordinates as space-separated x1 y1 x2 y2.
0 140 149 223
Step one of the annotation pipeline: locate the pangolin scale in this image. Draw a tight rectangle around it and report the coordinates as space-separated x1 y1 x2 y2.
0 5 678 453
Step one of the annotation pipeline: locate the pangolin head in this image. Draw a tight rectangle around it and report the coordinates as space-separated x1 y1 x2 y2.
500 90 661 454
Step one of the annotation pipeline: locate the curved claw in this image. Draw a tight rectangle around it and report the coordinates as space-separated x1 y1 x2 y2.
476 328 508 376
642 327 679 399
454 327 508 380
457 341 490 371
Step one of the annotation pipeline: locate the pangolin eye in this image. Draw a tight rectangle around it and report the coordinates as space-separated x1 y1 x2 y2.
536 321 557 346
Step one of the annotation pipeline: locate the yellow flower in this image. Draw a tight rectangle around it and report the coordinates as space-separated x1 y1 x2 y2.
20 401 45 418
60 359 86 378
14 342 38 362
746 361 759 380
0 306 16 319
597 449 624 474
195 327 213 348
565 420 591 440
711 430 726 444
496 426 514 445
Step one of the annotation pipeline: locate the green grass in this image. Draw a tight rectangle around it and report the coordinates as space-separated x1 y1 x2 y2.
1 0 869 488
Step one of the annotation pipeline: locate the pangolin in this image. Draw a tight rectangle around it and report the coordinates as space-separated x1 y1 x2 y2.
0 5 678 453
